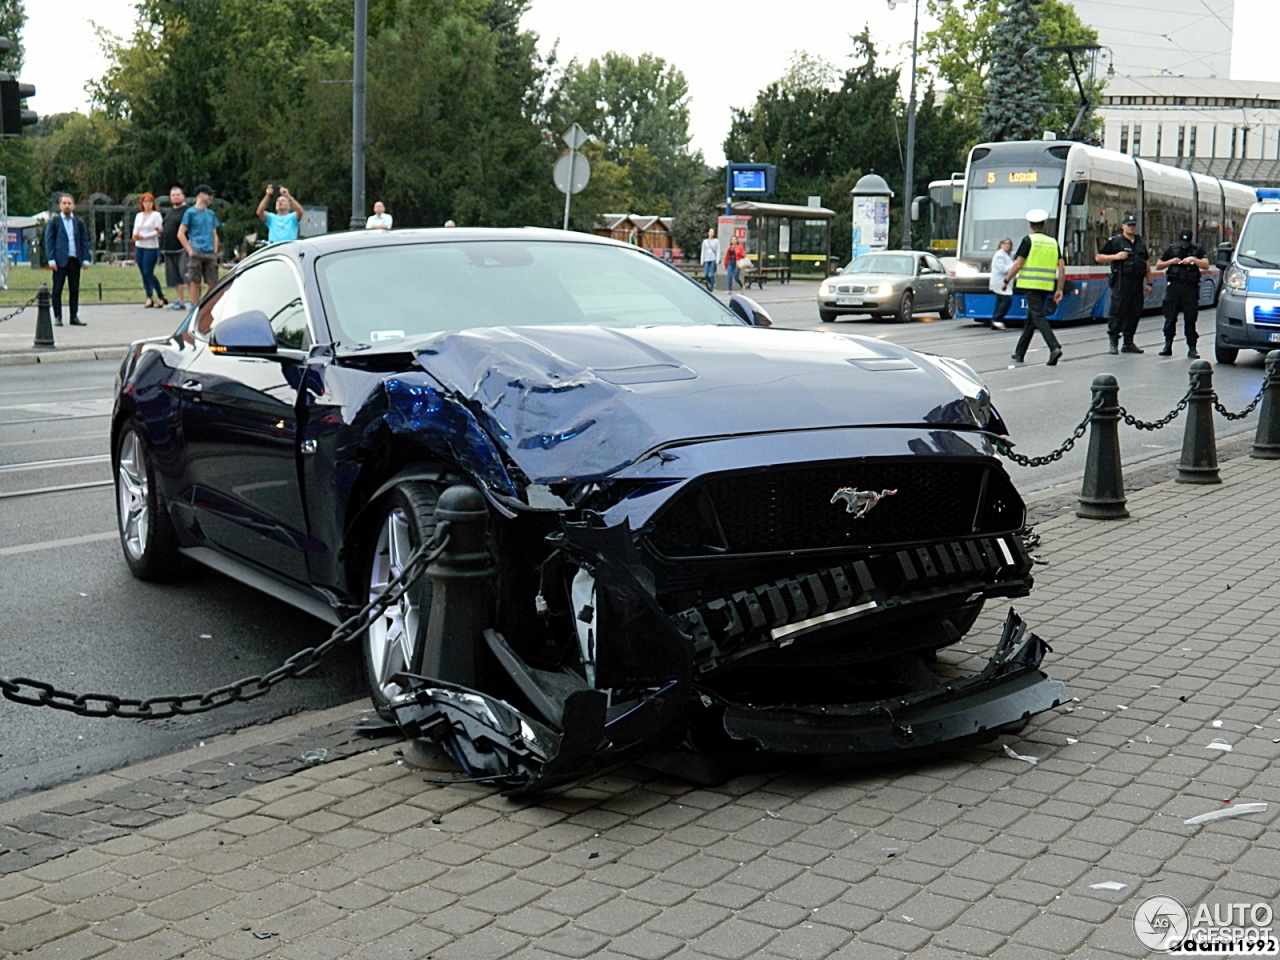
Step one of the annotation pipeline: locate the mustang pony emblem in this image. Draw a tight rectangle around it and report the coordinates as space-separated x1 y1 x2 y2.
830 487 898 518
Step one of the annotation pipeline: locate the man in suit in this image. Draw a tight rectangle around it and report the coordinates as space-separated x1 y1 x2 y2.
45 193 91 326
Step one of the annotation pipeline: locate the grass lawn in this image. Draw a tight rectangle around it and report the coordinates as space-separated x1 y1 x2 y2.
1 263 168 305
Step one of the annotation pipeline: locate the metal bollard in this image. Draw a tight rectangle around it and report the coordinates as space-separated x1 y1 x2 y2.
1252 350 1280 459
1177 359 1221 484
1078 374 1129 519
32 284 54 348
420 485 494 688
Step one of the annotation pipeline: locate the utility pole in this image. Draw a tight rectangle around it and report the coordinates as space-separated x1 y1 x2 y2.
348 0 367 230
889 0 921 250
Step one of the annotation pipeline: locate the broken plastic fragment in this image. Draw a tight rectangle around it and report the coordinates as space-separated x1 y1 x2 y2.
1003 744 1040 765
1184 803 1268 825
1205 739 1233 753
902 915 915 923
1089 881 1128 892
1116 705 1128 710
1066 738 1079 744
300 748 328 765
765 811 781 819
1212 720 1224 728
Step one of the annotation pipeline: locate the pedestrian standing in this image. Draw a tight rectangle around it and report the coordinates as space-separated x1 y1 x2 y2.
256 184 304 243
365 201 392 230
1002 209 1064 366
724 237 745 291
989 237 1014 330
44 193 90 327
699 228 720 292
161 187 192 309
1155 228 1209 358
1096 214 1152 354
177 184 220 302
132 193 166 308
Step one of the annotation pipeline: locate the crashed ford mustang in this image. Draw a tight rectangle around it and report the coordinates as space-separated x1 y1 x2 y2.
112 228 1064 792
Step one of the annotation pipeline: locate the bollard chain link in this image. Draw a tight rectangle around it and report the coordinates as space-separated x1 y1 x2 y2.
1117 385 1194 431
993 397 1099 468
1213 382 1266 421
0 523 452 719
0 295 39 325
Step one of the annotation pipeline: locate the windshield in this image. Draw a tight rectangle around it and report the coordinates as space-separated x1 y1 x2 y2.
1238 212 1280 268
961 184 1060 258
843 254 915 276
315 240 738 343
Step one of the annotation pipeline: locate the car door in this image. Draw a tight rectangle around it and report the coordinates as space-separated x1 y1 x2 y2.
921 255 949 309
176 258 314 582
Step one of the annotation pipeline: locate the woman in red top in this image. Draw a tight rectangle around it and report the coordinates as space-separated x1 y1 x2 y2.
724 240 746 291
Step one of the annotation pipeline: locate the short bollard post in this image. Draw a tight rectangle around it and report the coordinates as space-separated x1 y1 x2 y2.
32 284 54 348
1251 350 1280 459
1077 374 1129 519
420 485 494 688
1177 359 1221 484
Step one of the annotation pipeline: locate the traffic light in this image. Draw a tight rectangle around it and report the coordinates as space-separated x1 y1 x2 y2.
0 37 35 138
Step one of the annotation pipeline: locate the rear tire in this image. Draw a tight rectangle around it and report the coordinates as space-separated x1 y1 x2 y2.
1215 343 1238 365
895 291 914 323
362 482 440 720
115 423 182 582
819 308 838 323
939 292 956 320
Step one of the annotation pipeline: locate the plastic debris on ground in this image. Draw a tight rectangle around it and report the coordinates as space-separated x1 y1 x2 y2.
1205 739 1234 753
1089 881 1129 892
1184 803 1268 826
1066 737 1079 744
765 811 780 819
300 748 328 765
1212 720 1224 728
1003 744 1040 765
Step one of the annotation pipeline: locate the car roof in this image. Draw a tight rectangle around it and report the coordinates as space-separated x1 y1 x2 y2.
257 226 637 263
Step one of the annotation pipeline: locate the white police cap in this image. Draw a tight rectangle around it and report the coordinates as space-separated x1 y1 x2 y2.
1026 208 1049 223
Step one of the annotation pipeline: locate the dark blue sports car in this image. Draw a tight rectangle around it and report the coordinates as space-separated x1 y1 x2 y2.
112 228 1063 791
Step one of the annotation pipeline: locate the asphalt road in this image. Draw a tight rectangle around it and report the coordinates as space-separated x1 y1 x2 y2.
0 360 365 802
0 296 1265 798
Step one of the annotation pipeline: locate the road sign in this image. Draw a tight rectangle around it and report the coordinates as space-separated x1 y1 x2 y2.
553 152 590 196
563 122 589 151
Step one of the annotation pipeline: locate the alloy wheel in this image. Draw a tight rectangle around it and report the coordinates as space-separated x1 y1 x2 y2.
367 507 419 699
117 431 149 561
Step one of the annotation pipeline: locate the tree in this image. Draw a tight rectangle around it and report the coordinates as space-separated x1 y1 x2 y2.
0 0 41 213
979 0 1045 142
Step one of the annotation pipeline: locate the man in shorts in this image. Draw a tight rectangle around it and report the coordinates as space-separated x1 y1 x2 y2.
177 184 220 301
161 186 192 309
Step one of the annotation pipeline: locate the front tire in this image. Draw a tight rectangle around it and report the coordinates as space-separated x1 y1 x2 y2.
1215 343 1238 365
819 308 838 323
895 291 914 323
363 482 440 719
115 424 181 581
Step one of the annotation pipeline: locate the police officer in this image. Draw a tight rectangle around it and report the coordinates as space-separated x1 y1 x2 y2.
1002 208 1065 366
1096 214 1152 354
1155 228 1209 358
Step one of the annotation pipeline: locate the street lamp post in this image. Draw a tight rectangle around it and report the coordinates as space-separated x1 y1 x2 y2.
348 0 367 230
888 0 920 251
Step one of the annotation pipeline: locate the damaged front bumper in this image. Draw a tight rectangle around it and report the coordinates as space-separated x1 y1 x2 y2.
386 609 1064 793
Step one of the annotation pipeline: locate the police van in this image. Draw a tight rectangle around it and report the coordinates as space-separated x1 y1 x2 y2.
1216 189 1280 364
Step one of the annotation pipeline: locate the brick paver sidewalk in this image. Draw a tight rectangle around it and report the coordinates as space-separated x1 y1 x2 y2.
4 455 1280 959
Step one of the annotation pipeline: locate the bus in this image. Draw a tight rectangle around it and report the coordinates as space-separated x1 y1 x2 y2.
922 175 964 256
951 140 1256 323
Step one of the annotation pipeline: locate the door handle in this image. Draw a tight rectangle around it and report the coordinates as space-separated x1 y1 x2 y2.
181 379 203 393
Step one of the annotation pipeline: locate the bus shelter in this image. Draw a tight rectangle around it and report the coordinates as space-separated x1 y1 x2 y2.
715 201 835 278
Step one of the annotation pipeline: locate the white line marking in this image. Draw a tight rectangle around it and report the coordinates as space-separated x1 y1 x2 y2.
0 531 116 556
0 454 109 473
1002 379 1063 393
0 480 113 500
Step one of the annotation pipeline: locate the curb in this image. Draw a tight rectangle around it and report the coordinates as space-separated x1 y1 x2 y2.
0 346 129 366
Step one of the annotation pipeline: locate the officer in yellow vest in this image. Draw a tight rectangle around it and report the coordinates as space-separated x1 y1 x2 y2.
1001 208 1066 366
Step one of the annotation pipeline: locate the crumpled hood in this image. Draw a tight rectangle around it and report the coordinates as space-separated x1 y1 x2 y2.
412 324 991 483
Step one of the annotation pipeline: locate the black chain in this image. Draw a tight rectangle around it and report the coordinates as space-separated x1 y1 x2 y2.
0 523 452 719
1214 382 1266 421
993 397 1099 468
1117 385 1193 431
0 295 38 325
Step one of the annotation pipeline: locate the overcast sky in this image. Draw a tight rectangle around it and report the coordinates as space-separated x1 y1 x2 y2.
26 0 1280 167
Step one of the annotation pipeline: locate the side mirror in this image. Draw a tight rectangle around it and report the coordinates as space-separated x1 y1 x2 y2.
209 310 277 356
1065 181 1088 206
728 294 773 327
1216 242 1234 270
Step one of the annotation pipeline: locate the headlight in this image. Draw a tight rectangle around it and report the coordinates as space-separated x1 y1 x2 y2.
873 284 894 296
1225 264 1248 294
820 281 835 294
954 261 980 277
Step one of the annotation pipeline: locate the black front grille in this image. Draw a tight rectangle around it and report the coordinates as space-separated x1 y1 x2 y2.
647 458 1021 558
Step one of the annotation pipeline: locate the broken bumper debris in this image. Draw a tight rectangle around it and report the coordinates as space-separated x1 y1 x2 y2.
387 610 1064 793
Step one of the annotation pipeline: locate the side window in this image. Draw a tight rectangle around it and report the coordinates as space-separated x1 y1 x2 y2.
925 254 944 273
209 259 310 349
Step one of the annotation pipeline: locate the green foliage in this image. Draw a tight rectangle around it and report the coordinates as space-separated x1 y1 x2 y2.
923 0 1101 141
723 30 971 259
980 0 1045 142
